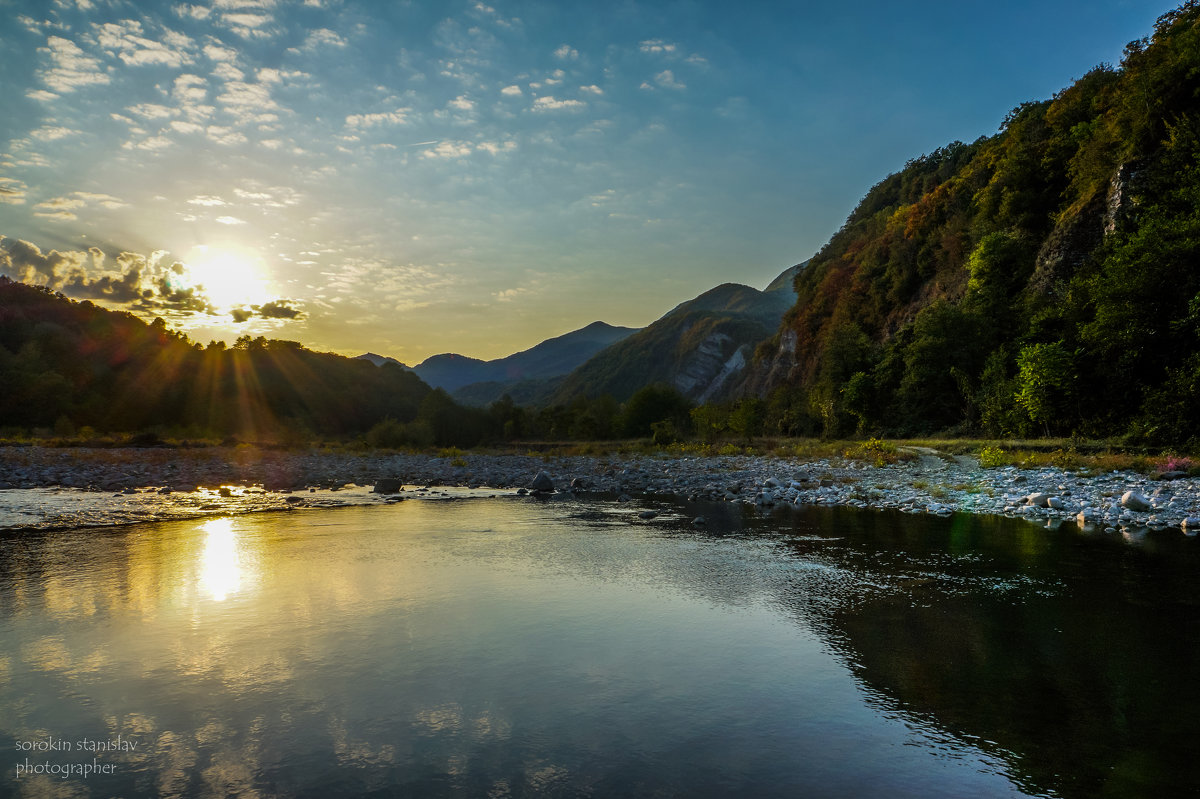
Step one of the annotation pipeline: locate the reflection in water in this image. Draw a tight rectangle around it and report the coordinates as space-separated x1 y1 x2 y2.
197 518 242 602
0 498 1197 797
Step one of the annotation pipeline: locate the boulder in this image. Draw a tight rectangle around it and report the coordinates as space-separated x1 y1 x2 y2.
372 478 403 494
530 471 555 493
1120 491 1152 512
1026 492 1051 507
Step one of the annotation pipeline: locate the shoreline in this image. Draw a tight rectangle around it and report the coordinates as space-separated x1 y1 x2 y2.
1 446 1198 534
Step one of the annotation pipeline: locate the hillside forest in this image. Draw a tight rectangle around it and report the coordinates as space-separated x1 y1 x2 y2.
3 3 1200 449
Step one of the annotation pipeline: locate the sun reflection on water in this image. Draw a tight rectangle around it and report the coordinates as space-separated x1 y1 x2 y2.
199 518 243 601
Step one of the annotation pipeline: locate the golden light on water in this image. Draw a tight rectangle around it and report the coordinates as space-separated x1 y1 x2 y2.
199 517 243 602
182 245 271 311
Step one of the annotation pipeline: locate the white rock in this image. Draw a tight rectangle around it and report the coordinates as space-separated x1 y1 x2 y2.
1121 491 1152 512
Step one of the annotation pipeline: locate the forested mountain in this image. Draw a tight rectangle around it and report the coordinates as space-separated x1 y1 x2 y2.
743 1 1200 445
550 263 803 404
0 277 432 440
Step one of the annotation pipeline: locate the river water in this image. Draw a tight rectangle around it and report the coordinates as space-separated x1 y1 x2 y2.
1 495 1198 798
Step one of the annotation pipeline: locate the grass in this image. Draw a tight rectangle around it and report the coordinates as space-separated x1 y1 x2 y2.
2 429 1197 476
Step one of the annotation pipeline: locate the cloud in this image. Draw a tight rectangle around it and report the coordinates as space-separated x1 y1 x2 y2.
256 299 303 318
37 36 111 95
175 4 212 20
229 299 304 321
73 191 127 209
0 179 28 205
215 81 279 124
345 109 410 128
653 69 685 90
211 62 245 81
203 43 239 62
532 96 585 112
30 126 80 140
640 39 677 55
494 288 528 302
220 12 275 39
554 44 578 60
188 195 227 206
123 135 173 151
0 239 226 316
33 197 85 220
127 103 178 119
476 140 516 155
421 141 472 159
299 28 346 49
95 20 195 68
500 85 522 96
448 95 475 111
579 84 603 95
206 125 249 145
215 215 246 225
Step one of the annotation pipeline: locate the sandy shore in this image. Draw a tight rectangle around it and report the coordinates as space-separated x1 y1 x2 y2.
1 445 1198 533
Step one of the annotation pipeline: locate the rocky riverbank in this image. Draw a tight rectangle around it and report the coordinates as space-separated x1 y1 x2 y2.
1 445 1198 534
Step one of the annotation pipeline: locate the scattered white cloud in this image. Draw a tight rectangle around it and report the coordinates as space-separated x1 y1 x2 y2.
127 103 178 119
299 28 347 49
449 95 475 111
175 4 212 20
212 62 245 81
345 109 410 128
173 73 208 103
33 209 79 221
654 69 685 90
220 12 275 39
532 96 585 111
579 84 603 95
206 125 249 145
0 178 28 205
476 140 516 155
73 192 128 209
216 215 246 225
37 36 111 94
500 85 522 96
640 39 677 55
95 20 195 68
123 135 173 151
421 141 473 159
188 195 227 206
494 287 528 302
203 43 239 62
216 81 279 124
553 44 578 60
30 125 80 140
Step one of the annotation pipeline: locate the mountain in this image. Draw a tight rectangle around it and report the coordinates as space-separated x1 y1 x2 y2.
412 321 639 400
549 263 805 404
356 352 408 368
741 2 1200 444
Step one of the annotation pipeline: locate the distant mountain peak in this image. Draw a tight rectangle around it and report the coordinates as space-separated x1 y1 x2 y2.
356 352 408 368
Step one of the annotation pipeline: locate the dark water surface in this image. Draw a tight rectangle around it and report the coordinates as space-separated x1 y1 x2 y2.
1 497 1198 798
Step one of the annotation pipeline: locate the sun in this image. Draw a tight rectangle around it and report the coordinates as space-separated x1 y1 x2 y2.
182 245 272 311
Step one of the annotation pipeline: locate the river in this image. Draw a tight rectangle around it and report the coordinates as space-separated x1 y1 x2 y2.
1 495 1197 797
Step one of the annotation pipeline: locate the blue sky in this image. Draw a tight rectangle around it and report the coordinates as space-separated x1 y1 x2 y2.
0 0 1174 362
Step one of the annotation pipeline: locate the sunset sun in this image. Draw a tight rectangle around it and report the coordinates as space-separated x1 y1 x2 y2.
182 245 271 312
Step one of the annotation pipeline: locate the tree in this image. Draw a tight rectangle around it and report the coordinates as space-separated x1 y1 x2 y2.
1015 342 1075 435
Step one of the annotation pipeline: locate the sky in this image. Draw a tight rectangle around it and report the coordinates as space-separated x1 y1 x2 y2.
0 0 1176 364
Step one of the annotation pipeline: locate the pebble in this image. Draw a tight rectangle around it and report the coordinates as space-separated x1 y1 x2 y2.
2 446 1199 535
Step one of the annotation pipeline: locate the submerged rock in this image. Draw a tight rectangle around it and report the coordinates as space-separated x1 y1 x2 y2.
373 478 403 494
